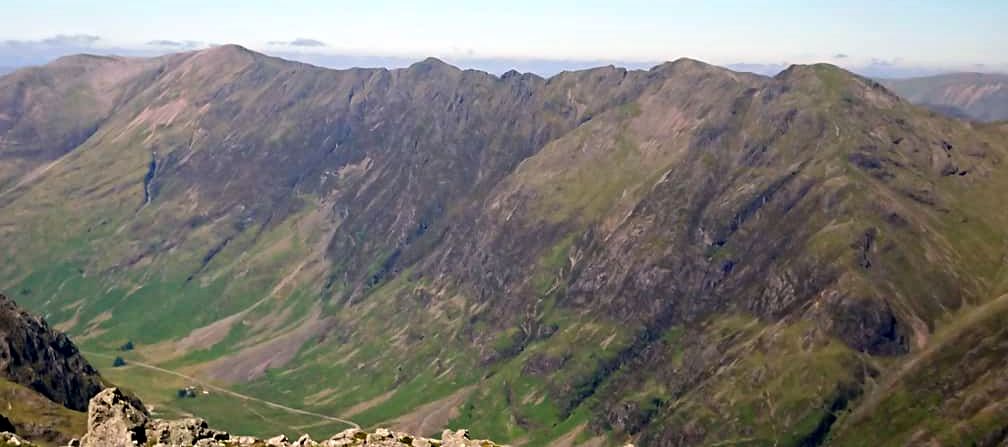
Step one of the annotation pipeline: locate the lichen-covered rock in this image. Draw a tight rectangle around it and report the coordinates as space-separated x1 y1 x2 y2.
80 388 148 447
267 434 289 446
147 418 228 446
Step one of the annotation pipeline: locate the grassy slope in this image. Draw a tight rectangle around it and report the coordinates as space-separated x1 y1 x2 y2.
830 294 1008 445
0 379 86 445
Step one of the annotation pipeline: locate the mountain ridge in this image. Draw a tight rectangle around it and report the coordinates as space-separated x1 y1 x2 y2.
2 46 1008 445
881 72 1008 122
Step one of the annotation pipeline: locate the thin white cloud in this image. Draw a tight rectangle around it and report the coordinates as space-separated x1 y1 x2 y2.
4 34 100 47
268 38 326 47
146 40 204 49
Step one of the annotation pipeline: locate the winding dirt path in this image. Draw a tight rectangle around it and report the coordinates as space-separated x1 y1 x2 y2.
83 351 360 429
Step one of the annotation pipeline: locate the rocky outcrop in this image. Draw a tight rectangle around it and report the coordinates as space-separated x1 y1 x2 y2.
79 388 150 447
75 387 506 447
0 294 105 412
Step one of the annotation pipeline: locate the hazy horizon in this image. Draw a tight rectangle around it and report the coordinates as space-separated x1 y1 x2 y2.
2 0 1007 78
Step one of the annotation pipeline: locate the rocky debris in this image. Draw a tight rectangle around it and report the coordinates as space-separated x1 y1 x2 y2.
70 387 506 447
147 418 229 446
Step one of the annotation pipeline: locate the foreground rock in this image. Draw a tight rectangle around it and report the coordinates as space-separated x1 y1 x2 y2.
0 294 105 412
72 387 505 447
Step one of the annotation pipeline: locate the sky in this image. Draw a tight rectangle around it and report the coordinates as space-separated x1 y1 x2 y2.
2 0 1007 77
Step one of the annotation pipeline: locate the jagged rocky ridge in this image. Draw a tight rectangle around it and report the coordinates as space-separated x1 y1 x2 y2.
2 47 1008 445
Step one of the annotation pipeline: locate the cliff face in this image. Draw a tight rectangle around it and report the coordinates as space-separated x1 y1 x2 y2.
0 294 104 411
0 294 102 444
2 48 1008 445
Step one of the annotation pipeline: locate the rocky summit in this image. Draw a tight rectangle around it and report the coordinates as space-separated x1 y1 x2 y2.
2 45 1008 446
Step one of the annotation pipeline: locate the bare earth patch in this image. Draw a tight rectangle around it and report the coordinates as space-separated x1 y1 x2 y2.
198 306 329 383
386 385 476 437
339 389 396 418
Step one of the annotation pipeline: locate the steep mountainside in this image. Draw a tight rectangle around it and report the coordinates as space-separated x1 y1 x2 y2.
882 73 1008 122
0 294 104 410
0 293 102 443
2 47 1008 445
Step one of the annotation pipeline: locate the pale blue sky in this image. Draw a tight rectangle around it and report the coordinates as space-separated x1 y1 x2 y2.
2 0 1006 75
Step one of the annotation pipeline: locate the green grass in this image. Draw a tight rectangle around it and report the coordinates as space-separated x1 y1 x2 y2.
0 379 87 445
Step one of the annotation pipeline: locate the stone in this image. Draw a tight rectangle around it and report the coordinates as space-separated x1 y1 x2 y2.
440 430 471 447
235 435 259 445
330 428 363 440
80 388 149 447
267 433 290 446
0 431 25 446
320 438 354 447
147 417 226 445
296 433 315 446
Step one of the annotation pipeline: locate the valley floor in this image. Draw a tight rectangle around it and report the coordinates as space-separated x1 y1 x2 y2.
84 350 358 439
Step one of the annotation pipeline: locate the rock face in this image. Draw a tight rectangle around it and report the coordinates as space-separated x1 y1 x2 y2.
0 294 104 411
79 388 150 447
74 387 504 447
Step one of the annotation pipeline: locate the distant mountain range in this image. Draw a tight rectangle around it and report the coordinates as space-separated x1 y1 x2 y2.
2 46 1008 445
881 73 1008 122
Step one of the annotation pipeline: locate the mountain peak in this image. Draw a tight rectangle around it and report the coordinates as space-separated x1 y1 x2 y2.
44 53 122 70
652 57 718 72
204 43 254 54
182 43 264 73
775 62 860 86
408 57 460 74
775 63 903 108
195 43 261 60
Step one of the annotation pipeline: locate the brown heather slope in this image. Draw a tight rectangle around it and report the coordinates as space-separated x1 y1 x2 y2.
2 48 1008 445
